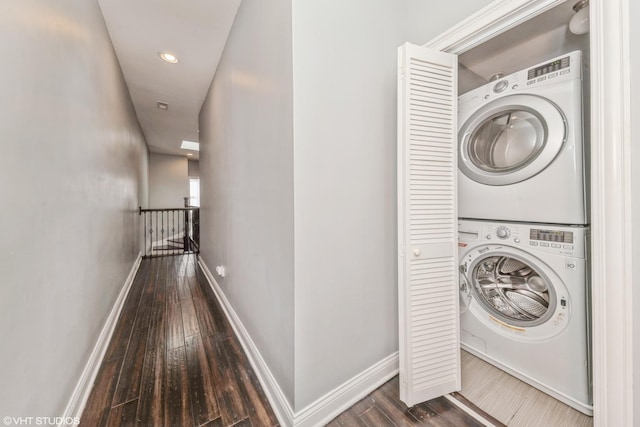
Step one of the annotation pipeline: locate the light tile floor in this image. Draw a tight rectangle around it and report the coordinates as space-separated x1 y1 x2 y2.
461 350 593 427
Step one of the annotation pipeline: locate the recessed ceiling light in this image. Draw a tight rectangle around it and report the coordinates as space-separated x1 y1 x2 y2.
187 153 193 156
157 101 168 110
158 52 178 64
181 140 200 151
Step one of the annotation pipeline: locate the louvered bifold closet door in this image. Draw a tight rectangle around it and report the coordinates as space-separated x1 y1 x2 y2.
397 42 459 407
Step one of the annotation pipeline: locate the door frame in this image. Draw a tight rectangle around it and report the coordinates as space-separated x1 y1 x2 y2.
421 0 633 426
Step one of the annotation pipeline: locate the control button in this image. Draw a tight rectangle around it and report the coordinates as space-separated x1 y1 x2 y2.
514 238 521 243
485 235 492 240
548 72 558 78
527 80 536 85
496 226 510 239
551 243 561 248
512 84 519 90
484 94 490 100
493 80 509 93
560 69 570 75
540 242 550 247
563 244 574 249
530 241 538 246
537 76 547 82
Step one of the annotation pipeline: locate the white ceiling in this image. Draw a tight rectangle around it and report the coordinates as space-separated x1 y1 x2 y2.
98 0 241 160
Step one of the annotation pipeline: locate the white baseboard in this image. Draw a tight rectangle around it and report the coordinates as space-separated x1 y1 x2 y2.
60 252 143 426
198 258 296 426
294 352 399 427
197 257 399 427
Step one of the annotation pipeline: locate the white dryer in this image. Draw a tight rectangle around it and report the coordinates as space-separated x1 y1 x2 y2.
458 219 591 415
458 51 587 225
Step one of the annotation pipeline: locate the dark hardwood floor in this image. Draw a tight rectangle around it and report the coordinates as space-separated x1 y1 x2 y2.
81 254 502 427
80 255 278 427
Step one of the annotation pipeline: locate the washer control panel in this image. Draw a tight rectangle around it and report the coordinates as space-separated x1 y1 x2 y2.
529 228 573 243
495 226 511 239
458 219 588 259
483 223 518 242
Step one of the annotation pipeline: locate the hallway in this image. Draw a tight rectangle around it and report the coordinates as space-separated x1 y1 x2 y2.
79 254 506 427
80 255 278 426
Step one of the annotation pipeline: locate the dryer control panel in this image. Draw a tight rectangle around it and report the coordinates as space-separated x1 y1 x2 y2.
527 55 571 80
458 219 588 259
458 50 583 112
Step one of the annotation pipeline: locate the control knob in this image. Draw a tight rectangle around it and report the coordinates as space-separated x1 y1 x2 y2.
496 226 510 239
493 80 509 93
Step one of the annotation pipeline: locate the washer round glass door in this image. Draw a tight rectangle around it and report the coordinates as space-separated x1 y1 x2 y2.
459 94 567 186
466 250 557 328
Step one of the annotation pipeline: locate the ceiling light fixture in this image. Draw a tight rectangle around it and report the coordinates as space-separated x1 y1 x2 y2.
157 101 168 110
181 140 200 151
569 0 589 35
158 51 179 64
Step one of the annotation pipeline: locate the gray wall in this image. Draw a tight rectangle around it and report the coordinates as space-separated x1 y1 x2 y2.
198 0 296 407
291 0 493 409
149 153 189 208
188 160 200 178
0 0 148 416
291 0 404 409
198 0 493 413
404 0 495 44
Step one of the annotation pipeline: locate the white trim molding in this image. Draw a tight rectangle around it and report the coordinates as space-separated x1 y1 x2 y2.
423 0 566 53
198 258 296 426
198 257 399 427
60 252 143 426
590 0 634 425
293 353 398 427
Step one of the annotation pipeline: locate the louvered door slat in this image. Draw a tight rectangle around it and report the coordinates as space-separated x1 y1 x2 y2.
397 42 459 407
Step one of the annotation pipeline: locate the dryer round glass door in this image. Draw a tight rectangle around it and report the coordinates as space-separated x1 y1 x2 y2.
467 251 557 328
459 94 567 186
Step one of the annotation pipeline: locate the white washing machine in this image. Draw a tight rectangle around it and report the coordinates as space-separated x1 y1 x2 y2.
458 51 588 225
458 219 592 415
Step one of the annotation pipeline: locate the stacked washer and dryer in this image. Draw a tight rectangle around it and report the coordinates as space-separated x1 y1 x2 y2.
457 51 592 415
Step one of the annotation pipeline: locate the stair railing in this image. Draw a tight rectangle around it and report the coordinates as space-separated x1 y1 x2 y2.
139 206 200 258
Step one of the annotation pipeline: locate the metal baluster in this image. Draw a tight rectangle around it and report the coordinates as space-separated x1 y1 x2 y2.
183 209 186 254
195 208 199 253
176 210 179 256
144 211 147 257
171 210 174 256
148 211 151 257
148 211 153 257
